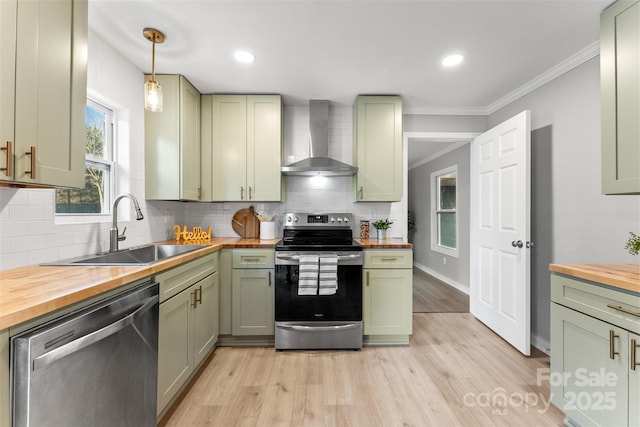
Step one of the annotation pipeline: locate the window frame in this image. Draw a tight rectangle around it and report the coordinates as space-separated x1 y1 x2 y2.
430 165 458 258
55 98 116 219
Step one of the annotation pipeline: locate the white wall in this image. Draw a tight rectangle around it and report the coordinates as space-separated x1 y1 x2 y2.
0 31 179 270
489 57 640 264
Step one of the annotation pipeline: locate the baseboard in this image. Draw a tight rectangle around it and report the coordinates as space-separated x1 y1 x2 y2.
531 333 550 355
413 263 470 295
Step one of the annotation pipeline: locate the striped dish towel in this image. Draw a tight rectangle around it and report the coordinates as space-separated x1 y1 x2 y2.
298 255 319 295
319 255 338 295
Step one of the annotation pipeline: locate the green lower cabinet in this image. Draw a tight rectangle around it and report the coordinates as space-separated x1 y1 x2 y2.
231 268 274 336
1 329 8 427
362 249 413 344
193 272 219 366
551 303 639 427
157 285 193 414
363 268 413 336
157 271 219 416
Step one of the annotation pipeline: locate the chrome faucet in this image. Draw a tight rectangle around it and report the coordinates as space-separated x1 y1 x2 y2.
110 193 144 253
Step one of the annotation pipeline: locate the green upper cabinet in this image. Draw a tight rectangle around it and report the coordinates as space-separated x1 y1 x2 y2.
1 0 87 188
201 94 282 202
354 95 403 202
601 0 640 194
145 75 201 200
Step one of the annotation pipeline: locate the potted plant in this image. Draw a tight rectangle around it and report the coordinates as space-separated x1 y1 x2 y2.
372 218 393 240
625 232 640 255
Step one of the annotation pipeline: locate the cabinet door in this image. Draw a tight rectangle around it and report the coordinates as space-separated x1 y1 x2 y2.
355 96 402 202
1 329 8 427
212 95 247 201
247 95 282 201
192 272 219 367
550 304 629 427
363 268 412 335
0 0 16 182
601 0 640 194
13 0 86 187
157 287 194 415
179 76 201 200
145 75 201 200
630 331 640 427
232 268 274 335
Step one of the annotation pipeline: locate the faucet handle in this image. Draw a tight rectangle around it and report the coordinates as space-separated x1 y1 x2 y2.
118 226 127 242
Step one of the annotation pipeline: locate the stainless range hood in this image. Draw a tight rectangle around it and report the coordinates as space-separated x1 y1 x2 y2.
281 100 358 176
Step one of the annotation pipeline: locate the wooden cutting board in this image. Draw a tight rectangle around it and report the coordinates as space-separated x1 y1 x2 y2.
232 206 260 238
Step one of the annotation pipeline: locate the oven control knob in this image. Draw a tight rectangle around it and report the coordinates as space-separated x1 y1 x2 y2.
293 216 298 222
287 216 291 222
330 217 336 223
343 217 349 223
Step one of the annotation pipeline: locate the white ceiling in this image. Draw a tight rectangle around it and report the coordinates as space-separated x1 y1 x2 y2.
88 0 612 164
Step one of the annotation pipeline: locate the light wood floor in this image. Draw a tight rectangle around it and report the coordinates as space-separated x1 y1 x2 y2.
162 313 564 427
413 268 469 313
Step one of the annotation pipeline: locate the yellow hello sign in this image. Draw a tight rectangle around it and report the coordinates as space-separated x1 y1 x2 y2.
173 225 212 243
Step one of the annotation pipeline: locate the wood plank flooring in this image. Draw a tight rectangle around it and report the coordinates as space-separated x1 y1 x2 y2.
413 268 469 313
161 313 564 427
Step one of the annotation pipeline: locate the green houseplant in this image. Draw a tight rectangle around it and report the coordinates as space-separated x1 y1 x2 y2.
625 232 640 255
372 218 393 240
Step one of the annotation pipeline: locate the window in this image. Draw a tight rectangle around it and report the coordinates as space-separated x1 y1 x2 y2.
431 165 458 257
56 100 115 215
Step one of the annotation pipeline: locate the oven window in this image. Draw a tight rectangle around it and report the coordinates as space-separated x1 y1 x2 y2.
275 265 362 321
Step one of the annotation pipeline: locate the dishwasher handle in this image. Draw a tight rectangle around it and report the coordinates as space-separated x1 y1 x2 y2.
33 294 158 371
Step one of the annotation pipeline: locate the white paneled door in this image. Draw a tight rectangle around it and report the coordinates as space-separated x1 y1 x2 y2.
470 110 531 355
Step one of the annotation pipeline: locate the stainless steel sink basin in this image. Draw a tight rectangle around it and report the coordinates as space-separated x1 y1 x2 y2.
44 244 208 266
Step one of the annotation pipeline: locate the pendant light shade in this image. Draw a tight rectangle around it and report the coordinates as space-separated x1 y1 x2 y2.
143 28 165 112
144 80 163 112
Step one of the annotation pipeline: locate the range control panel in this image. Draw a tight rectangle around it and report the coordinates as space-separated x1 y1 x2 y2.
283 213 353 227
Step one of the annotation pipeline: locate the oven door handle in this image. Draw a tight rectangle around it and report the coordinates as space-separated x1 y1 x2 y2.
277 323 361 332
276 254 361 262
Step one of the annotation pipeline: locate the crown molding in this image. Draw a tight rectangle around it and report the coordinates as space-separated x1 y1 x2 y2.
485 40 600 115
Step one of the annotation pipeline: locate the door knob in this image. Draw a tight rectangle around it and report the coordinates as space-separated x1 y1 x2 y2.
511 240 523 248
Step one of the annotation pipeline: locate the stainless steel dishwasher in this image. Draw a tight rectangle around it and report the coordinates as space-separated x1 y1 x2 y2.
10 280 159 427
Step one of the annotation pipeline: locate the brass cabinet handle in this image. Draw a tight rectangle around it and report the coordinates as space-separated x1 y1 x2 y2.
240 186 244 200
609 330 619 360
25 146 36 179
191 285 203 308
191 289 198 308
359 186 363 200
366 271 370 287
632 339 639 371
607 304 640 317
1 141 12 177
268 271 272 287
249 186 252 200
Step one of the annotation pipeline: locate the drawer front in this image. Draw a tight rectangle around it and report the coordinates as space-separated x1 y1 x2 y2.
157 252 218 303
551 274 640 333
232 249 274 269
364 250 413 269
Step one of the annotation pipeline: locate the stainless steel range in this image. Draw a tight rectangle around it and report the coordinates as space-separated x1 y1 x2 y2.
275 213 363 350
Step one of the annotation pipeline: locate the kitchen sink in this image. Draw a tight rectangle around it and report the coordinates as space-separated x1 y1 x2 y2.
44 244 208 266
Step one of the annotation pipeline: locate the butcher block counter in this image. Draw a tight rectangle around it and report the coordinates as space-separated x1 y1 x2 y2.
0 238 279 330
355 238 413 249
549 263 640 294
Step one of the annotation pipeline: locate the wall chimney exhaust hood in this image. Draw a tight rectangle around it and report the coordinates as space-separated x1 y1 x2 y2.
281 100 358 176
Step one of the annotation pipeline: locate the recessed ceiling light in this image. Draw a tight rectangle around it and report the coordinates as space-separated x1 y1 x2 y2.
234 50 255 63
442 54 464 67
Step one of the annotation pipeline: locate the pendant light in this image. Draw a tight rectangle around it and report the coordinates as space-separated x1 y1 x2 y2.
143 28 165 112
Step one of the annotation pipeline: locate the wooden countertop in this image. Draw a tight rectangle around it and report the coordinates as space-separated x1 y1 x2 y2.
0 238 280 330
549 263 640 294
355 238 413 249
